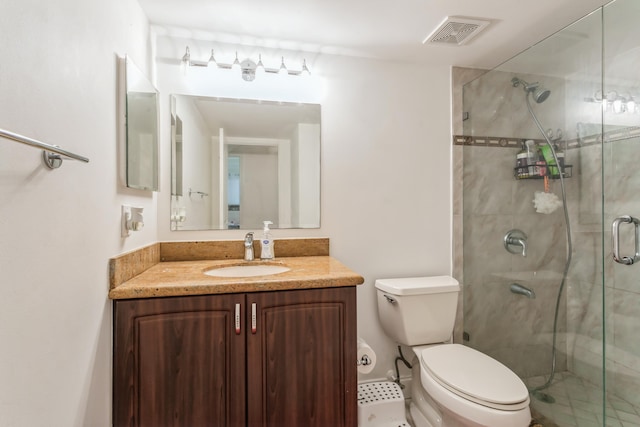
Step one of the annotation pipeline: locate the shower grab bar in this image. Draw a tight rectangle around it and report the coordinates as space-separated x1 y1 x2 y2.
612 215 640 265
0 128 89 169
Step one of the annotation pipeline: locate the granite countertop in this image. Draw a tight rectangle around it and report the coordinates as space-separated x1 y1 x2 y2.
109 255 364 300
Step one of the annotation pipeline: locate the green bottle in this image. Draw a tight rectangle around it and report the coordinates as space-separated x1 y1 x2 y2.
540 144 559 177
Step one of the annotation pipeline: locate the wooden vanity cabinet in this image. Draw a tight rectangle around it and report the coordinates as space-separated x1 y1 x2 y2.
113 293 246 427
113 286 357 427
247 287 357 427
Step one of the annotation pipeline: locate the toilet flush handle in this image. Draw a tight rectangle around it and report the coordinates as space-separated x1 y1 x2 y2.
383 294 397 304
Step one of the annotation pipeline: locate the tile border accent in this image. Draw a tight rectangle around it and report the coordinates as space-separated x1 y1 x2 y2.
452 135 528 148
453 126 640 149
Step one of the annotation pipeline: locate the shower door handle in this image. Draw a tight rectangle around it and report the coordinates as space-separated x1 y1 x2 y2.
612 215 640 265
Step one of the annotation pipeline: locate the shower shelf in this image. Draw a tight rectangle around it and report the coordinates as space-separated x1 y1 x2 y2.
514 164 572 180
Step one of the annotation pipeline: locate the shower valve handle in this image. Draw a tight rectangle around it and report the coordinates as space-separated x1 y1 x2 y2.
612 215 640 265
504 229 528 257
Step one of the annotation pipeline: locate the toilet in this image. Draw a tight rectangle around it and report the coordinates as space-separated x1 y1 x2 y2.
375 276 531 427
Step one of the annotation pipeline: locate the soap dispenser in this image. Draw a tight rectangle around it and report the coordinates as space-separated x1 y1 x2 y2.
260 221 274 260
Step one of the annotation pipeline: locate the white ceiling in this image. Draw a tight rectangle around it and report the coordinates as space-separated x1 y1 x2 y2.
139 0 608 69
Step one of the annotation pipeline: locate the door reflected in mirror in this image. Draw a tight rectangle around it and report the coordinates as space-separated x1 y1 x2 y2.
170 95 321 230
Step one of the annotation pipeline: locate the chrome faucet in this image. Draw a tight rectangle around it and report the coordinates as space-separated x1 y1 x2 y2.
244 232 255 261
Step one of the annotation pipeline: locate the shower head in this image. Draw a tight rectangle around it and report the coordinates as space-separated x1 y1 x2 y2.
532 86 551 103
511 77 551 103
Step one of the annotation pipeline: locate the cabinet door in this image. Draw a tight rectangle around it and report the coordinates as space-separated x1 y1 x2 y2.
247 287 357 427
113 294 246 427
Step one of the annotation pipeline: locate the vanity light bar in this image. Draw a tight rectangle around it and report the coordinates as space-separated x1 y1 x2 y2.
181 46 311 82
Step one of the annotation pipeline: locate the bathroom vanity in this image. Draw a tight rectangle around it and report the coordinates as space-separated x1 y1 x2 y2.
109 239 363 427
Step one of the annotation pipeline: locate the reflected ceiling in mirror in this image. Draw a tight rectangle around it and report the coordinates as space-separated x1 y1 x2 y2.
171 95 321 231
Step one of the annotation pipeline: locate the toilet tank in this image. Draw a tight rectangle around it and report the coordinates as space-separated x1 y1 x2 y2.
375 276 460 346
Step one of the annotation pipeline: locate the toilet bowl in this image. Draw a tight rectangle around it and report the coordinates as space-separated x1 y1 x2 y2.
411 344 530 427
375 276 531 427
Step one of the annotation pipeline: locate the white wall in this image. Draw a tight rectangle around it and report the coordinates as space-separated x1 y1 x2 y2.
156 39 453 382
320 56 453 381
295 123 321 227
173 96 213 229
0 5 453 424
0 0 156 425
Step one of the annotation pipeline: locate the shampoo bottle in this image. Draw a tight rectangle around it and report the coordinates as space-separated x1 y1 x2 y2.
260 221 274 260
525 140 538 177
516 142 528 179
540 144 559 177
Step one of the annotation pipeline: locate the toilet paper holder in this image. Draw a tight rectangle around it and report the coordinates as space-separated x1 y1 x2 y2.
357 338 376 373
357 355 372 366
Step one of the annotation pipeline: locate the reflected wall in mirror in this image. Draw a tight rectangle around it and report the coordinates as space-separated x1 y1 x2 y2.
170 95 321 230
125 56 159 191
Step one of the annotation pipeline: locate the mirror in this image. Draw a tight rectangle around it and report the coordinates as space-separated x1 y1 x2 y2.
125 56 159 191
170 95 321 230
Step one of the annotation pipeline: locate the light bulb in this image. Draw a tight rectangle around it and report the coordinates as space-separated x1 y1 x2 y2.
181 46 191 74
627 99 636 114
301 59 311 77
278 56 288 75
231 52 241 73
208 49 217 67
256 54 265 76
613 99 623 114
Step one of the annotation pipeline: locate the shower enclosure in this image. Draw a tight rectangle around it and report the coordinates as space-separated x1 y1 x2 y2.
456 0 640 425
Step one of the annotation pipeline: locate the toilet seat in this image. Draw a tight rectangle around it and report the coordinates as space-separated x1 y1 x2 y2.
418 344 529 411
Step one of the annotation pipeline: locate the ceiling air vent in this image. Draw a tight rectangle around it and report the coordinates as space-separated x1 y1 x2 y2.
423 17 490 46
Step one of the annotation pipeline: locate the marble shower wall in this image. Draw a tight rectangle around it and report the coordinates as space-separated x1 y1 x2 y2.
462 71 566 140
453 67 571 378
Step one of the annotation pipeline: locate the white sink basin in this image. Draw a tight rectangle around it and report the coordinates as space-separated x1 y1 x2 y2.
204 264 290 278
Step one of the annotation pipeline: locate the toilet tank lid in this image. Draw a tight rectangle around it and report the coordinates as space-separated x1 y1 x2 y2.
375 276 460 296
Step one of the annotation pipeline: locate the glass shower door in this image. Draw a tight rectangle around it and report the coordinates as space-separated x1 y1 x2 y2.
459 1 640 424
602 0 640 423
459 5 606 427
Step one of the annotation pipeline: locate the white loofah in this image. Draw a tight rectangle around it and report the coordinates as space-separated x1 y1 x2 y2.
533 191 563 214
